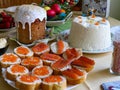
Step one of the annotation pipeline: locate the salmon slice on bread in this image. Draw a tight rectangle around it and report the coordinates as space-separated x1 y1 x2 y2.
32 42 50 56
62 67 87 85
50 40 69 55
40 53 63 65
63 48 82 61
71 56 95 72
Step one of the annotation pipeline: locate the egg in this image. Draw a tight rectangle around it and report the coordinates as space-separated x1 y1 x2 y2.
44 6 51 11
51 4 61 14
59 13 66 20
47 9 56 17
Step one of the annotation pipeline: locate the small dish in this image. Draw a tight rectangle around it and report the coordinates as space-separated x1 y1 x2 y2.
0 37 9 55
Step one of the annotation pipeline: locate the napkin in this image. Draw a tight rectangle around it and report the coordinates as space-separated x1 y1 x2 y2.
101 81 120 90
53 20 72 34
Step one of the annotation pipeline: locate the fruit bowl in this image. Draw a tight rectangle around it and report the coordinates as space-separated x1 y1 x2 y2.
46 11 73 26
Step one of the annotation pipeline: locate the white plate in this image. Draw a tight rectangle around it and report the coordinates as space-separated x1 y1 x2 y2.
0 27 16 32
58 29 113 54
2 68 80 90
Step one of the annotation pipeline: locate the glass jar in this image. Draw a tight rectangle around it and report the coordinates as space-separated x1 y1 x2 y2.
110 31 120 75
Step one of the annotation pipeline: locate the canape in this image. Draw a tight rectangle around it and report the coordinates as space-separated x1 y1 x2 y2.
32 42 50 56
40 53 62 66
71 56 95 72
63 48 82 60
14 45 33 58
50 40 69 55
0 53 21 68
16 74 41 90
32 65 53 79
51 59 71 74
21 57 43 71
42 75 67 90
62 67 87 85
6 64 29 81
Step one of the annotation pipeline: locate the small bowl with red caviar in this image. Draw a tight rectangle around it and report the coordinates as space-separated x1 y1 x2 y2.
0 37 9 55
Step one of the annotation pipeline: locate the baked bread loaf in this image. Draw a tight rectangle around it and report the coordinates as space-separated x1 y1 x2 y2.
21 57 43 71
15 5 47 44
16 74 41 90
32 65 53 79
6 64 29 81
0 53 21 68
14 45 33 58
42 75 67 90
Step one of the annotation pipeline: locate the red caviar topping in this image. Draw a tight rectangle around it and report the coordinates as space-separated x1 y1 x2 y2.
11 64 25 73
22 57 40 65
16 46 29 55
2 54 18 62
34 66 49 75
20 75 39 82
44 75 62 83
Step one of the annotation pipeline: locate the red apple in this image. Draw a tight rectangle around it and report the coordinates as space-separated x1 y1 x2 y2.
51 4 61 14
47 9 56 17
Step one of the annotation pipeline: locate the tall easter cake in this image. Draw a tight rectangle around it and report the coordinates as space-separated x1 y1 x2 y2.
15 5 47 44
68 15 112 51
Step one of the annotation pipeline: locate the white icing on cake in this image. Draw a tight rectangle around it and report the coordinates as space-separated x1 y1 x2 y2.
68 16 112 51
15 4 47 40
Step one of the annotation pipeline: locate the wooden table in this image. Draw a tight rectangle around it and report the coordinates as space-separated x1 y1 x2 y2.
0 11 120 90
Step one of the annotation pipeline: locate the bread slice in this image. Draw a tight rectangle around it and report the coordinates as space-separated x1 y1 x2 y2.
6 64 29 81
32 65 53 79
40 53 62 66
21 57 43 71
14 45 33 58
51 59 71 75
32 42 50 56
62 68 87 85
16 74 41 90
71 56 95 72
42 75 66 90
62 48 82 60
0 53 21 68
50 40 69 55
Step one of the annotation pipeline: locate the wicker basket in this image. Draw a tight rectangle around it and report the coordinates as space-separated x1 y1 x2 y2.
0 0 42 8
